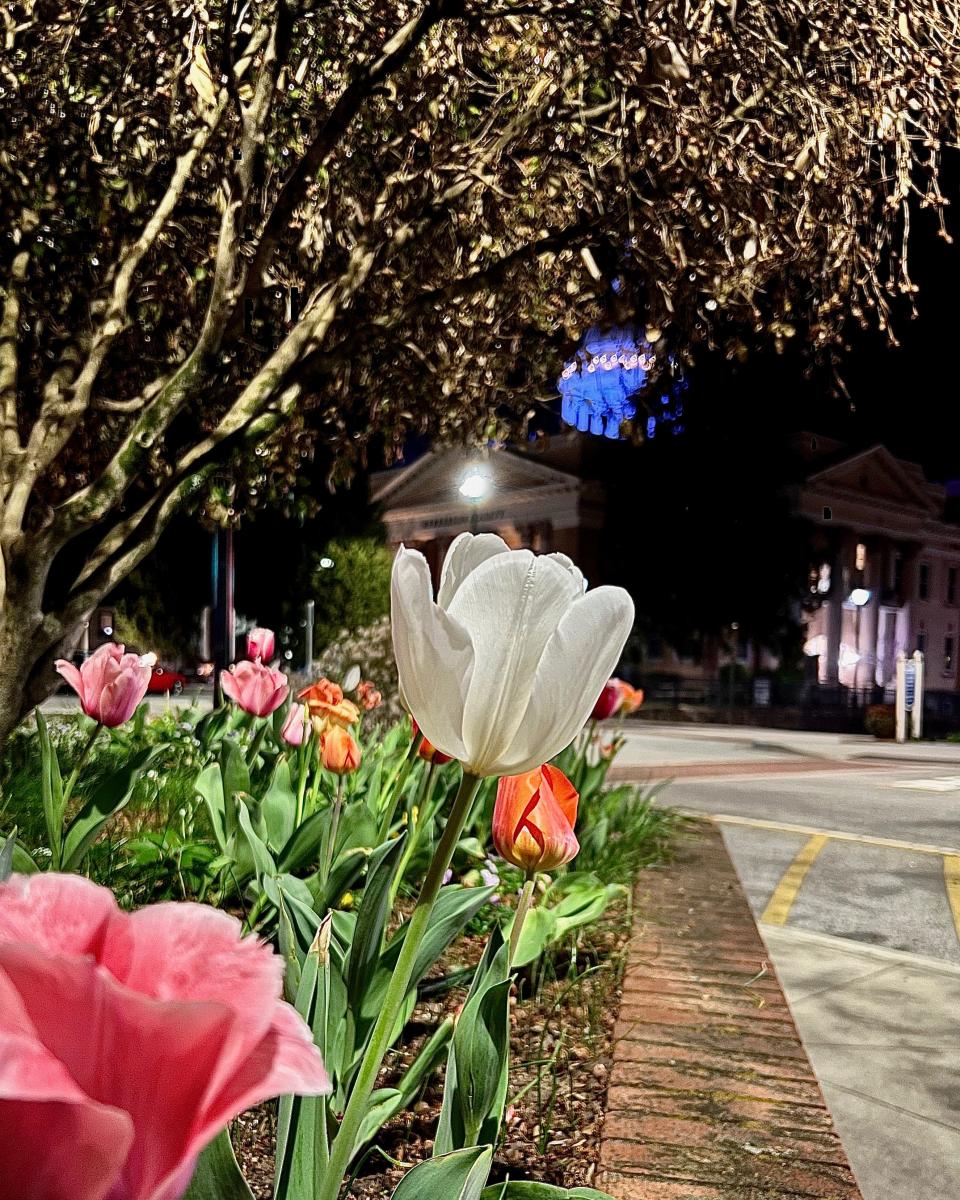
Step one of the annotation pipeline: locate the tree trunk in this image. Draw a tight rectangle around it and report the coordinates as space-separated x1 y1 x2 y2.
0 545 84 750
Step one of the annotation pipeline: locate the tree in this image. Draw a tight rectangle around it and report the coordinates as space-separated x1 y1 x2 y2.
0 0 957 743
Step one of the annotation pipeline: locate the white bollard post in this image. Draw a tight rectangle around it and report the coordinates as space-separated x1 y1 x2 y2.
895 651 907 743
911 650 925 741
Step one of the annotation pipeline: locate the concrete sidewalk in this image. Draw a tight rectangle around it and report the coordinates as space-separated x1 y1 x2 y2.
761 925 960 1200
612 721 960 768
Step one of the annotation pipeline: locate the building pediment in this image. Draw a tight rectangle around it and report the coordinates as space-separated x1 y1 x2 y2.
370 447 581 513
805 445 942 516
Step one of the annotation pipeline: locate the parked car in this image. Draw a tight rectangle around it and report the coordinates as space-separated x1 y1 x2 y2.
147 664 189 695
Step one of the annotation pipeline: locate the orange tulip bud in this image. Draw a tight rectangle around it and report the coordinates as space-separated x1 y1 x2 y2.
492 764 579 873
410 716 453 764
320 725 362 774
299 678 360 728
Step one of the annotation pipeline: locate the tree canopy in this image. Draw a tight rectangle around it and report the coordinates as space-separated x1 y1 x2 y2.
0 0 958 733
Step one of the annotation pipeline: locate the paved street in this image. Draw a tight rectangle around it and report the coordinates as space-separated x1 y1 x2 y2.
618 723 960 1200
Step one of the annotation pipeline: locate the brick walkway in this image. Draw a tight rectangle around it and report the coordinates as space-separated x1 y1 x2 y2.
598 822 862 1200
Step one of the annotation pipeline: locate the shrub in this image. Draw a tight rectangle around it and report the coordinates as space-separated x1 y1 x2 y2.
865 704 896 739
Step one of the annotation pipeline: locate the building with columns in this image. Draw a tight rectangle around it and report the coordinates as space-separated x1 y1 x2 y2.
796 437 960 695
369 434 606 584
372 431 960 705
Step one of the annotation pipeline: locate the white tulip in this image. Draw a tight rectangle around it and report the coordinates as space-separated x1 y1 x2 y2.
391 532 635 777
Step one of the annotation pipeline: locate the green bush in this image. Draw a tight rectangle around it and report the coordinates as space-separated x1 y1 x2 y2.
865 704 896 739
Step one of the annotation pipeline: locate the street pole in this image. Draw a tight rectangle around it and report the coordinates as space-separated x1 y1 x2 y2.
304 599 315 673
727 622 738 724
211 527 235 707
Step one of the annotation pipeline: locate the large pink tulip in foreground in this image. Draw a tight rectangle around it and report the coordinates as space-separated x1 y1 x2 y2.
0 873 329 1200
55 643 152 727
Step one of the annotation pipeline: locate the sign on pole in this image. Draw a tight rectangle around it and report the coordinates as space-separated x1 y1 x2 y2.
896 650 925 742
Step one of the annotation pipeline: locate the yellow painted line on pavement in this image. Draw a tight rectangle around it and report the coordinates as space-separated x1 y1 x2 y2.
706 812 960 858
944 857 960 944
761 835 829 926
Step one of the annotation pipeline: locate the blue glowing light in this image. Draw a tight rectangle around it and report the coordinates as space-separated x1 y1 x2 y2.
557 325 654 440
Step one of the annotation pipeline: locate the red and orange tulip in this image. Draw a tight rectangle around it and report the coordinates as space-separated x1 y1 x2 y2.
492 764 579 873
410 717 453 764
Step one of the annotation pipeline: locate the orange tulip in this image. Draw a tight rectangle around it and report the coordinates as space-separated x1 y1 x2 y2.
357 680 383 712
319 724 362 774
299 678 360 728
615 680 645 714
492 764 579 873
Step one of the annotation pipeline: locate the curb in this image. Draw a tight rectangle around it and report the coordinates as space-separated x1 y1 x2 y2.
598 822 863 1200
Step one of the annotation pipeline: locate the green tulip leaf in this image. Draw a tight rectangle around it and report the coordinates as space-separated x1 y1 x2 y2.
182 1129 255 1200
506 905 558 970
195 763 227 851
344 833 406 1012
36 710 65 867
61 747 159 872
389 1145 493 1200
262 758 296 850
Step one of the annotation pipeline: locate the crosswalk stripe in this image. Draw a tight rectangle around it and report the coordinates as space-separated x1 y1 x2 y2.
944 857 960 945
761 835 829 926
704 812 960 857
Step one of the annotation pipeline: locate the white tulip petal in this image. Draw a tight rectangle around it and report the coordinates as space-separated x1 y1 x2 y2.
497 585 635 774
437 531 512 610
391 547 473 761
448 551 584 774
546 552 585 594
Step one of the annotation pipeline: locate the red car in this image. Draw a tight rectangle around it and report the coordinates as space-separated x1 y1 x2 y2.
147 664 189 695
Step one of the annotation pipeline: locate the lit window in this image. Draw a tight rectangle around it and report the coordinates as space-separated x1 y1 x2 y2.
949 567 958 606
855 542 867 571
945 636 955 674
918 563 930 601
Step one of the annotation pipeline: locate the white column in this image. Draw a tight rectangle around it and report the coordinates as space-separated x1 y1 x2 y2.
821 598 841 684
856 596 878 690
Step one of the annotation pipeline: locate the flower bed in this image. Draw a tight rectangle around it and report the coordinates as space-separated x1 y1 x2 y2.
0 534 678 1200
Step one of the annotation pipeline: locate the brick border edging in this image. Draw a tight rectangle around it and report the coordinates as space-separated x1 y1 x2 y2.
597 821 863 1200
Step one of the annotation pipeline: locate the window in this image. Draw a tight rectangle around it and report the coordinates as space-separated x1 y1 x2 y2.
949 567 958 606
855 542 867 571
917 632 927 654
945 636 955 675
822 505 832 522
919 563 930 601
893 553 904 594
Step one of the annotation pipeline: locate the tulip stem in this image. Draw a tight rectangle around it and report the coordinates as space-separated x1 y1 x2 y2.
390 760 437 908
318 770 482 1200
295 741 310 827
62 722 103 812
321 777 344 886
377 735 422 842
508 874 537 968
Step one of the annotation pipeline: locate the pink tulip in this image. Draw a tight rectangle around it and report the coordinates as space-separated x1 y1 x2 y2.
246 626 276 663
55 643 152 727
0 872 329 1200
220 659 289 717
280 703 310 747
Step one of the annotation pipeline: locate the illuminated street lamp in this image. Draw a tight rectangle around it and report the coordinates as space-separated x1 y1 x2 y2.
459 468 493 532
458 470 492 501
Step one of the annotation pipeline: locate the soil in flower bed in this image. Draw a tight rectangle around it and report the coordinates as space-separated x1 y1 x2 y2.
233 906 631 1197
